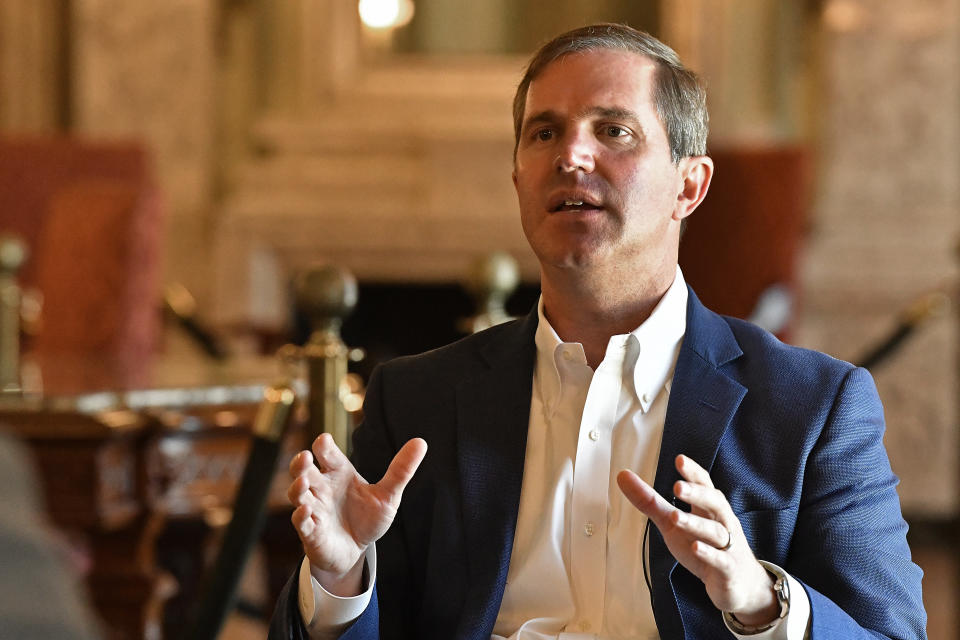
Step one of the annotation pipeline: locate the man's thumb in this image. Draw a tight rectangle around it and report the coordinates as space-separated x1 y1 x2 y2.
378 437 428 501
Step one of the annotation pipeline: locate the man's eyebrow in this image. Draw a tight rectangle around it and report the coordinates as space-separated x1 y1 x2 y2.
583 106 642 124
521 110 561 131
521 106 644 131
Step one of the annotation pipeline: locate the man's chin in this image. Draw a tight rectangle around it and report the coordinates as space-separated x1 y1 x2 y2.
535 245 611 272
524 225 620 271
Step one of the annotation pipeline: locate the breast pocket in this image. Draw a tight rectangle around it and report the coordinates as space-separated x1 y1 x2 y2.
734 505 798 564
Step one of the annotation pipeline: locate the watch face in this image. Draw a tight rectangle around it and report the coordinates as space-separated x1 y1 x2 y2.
774 575 790 617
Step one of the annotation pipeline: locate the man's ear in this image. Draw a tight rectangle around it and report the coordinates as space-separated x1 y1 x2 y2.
672 155 713 222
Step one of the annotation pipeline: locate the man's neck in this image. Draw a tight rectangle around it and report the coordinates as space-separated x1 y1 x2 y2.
541 264 677 369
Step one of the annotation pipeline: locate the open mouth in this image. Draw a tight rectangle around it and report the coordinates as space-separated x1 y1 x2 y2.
550 197 603 213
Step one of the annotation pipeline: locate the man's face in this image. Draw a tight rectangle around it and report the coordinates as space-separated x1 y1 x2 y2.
513 49 694 275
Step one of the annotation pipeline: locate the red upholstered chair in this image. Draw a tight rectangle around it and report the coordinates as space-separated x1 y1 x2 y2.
0 137 164 389
679 146 810 341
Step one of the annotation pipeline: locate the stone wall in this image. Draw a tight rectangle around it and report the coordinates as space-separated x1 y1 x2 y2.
797 0 959 516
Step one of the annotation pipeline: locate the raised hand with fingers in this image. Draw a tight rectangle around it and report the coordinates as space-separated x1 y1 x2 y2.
617 454 779 627
287 433 428 597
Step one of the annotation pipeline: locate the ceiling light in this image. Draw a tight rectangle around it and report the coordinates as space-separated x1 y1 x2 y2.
358 0 414 29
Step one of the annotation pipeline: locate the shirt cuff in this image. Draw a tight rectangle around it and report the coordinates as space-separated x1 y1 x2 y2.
297 545 377 639
722 561 811 640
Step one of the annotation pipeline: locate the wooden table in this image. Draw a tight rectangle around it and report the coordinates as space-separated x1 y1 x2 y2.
1 353 307 639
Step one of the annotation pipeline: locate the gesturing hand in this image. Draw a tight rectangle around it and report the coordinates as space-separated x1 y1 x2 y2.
287 433 428 596
617 454 779 626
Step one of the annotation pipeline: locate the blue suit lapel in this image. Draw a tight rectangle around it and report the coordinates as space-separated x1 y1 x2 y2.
650 289 747 639
454 310 537 640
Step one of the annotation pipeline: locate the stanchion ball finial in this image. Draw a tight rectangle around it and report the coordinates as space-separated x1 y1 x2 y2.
293 264 358 331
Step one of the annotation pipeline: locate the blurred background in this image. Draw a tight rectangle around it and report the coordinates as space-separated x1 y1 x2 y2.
0 0 957 637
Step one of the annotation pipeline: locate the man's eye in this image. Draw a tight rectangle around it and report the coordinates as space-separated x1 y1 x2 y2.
536 129 554 141
605 125 629 138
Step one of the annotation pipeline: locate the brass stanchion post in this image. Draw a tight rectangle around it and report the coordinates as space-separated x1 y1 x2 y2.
293 264 358 454
0 235 27 395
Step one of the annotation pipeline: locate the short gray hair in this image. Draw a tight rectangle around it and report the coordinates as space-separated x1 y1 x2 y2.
513 23 708 163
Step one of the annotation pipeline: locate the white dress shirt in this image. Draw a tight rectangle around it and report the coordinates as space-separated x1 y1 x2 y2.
491 271 686 639
300 267 810 639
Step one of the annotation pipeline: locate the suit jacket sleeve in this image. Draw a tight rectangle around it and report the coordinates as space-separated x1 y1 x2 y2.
269 366 397 640
267 569 381 640
787 366 926 639
267 569 313 640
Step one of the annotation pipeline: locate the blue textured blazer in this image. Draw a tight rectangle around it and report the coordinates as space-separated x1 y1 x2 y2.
270 289 926 640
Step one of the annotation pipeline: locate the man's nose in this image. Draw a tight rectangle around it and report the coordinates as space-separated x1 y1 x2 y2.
554 131 596 173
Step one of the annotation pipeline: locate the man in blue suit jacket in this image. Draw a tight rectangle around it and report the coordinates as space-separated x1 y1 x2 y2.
272 23 926 639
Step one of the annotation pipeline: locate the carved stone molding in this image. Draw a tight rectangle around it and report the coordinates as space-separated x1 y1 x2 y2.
210 57 533 328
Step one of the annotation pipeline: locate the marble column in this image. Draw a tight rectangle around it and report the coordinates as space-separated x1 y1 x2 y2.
798 0 960 516
71 0 218 301
294 0 361 106
0 0 63 133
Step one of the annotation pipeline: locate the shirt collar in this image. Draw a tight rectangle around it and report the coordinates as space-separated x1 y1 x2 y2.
534 266 688 415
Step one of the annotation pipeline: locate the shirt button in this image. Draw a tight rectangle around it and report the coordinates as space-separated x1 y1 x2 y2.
584 522 594 537
579 621 591 632
562 350 573 361
642 392 650 403
588 429 600 441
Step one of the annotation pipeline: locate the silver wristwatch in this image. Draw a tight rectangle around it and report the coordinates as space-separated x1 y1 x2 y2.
724 563 790 635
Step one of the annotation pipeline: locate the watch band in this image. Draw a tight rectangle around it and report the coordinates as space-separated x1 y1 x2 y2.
724 563 790 634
